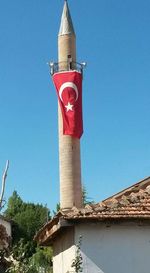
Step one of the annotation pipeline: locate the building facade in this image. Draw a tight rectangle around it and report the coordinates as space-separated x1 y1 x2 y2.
0 216 11 250
36 177 150 273
0 216 11 273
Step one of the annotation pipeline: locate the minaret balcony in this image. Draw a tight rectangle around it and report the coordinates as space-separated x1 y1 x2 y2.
48 61 86 76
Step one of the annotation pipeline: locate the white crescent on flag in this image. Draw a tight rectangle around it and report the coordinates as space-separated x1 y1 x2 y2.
59 82 79 102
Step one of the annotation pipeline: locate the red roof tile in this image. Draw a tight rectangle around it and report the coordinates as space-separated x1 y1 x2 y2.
35 176 150 245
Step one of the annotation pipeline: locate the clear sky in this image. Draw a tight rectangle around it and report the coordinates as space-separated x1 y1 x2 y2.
0 0 150 213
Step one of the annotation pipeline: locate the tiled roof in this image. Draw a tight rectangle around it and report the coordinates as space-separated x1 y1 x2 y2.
64 176 150 220
35 176 150 245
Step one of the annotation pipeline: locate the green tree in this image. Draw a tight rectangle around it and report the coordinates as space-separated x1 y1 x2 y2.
4 191 50 243
31 247 53 272
71 236 83 273
4 191 53 272
4 191 23 218
82 186 94 206
52 202 60 216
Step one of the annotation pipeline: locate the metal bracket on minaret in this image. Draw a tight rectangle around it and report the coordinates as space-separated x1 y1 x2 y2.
48 61 86 76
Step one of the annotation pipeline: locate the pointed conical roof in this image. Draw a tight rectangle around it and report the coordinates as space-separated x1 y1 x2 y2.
59 0 75 36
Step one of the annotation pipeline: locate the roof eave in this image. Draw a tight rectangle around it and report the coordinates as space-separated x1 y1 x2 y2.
34 216 73 246
35 214 150 246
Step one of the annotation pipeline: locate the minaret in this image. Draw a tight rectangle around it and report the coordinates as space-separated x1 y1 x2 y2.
57 1 82 210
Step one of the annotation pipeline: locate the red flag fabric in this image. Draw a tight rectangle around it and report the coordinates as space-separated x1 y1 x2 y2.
53 71 83 139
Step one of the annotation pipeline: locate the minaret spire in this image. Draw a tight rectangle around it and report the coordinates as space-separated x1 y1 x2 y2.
59 0 75 36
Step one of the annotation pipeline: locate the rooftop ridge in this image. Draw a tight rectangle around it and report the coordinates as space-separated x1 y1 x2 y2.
103 176 150 202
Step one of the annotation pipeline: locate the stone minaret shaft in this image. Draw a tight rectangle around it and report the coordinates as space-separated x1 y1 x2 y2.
58 1 82 210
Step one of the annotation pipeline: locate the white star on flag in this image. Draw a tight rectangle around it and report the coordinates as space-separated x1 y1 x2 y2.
65 102 74 112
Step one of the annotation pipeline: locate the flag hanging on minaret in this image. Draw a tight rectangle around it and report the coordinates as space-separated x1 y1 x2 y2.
53 71 83 139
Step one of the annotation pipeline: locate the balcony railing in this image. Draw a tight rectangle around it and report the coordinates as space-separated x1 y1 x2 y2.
48 61 86 76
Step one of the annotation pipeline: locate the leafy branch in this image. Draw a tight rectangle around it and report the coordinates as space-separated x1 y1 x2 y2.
71 235 83 273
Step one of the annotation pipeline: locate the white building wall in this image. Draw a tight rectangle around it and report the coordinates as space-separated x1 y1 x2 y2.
0 218 11 249
53 227 76 273
0 218 11 237
75 222 150 273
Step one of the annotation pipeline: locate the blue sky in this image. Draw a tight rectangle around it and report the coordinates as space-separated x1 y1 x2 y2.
0 0 150 213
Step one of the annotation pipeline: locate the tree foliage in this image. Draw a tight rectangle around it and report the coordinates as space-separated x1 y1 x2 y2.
52 202 60 216
82 186 94 206
4 191 50 243
3 191 53 272
71 236 83 273
31 247 53 269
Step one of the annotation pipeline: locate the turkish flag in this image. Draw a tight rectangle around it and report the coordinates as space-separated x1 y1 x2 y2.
53 71 83 139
